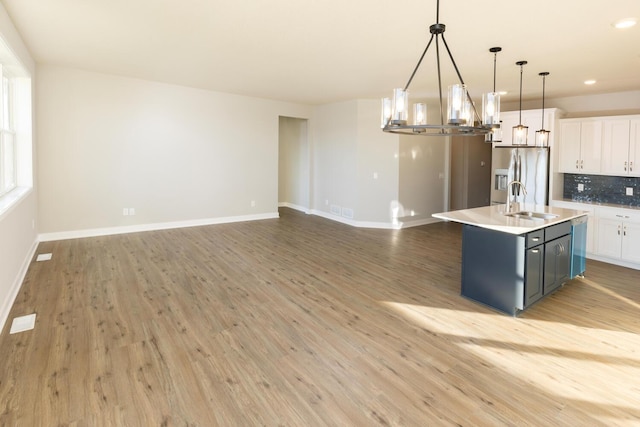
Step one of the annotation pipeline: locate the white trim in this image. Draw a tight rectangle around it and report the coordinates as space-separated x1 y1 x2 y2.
278 202 310 214
0 186 31 218
0 237 37 334
586 253 640 271
309 209 399 229
398 217 442 229
38 212 280 242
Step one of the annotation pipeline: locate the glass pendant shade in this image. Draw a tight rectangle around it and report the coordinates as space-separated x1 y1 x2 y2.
392 88 409 125
413 103 427 125
463 99 474 126
512 124 528 145
448 84 467 124
482 92 500 125
381 97 392 128
535 129 550 147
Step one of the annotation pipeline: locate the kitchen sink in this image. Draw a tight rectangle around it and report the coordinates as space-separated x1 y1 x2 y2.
503 211 559 220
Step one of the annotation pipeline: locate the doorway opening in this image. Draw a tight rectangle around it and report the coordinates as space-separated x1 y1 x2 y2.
278 116 310 213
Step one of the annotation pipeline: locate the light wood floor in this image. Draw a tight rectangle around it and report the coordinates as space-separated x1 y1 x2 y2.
1 208 639 426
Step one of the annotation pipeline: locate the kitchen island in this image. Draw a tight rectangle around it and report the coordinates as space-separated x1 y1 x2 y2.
433 204 588 315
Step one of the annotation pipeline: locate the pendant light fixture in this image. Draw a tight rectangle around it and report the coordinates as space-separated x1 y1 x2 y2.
484 47 502 143
535 72 550 147
512 60 528 146
380 0 500 137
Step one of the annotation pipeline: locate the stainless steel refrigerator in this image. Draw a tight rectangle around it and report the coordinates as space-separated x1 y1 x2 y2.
490 147 550 206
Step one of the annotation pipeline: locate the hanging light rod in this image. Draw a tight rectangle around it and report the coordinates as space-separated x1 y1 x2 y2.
381 0 501 137
535 71 551 147
485 47 503 143
512 60 528 146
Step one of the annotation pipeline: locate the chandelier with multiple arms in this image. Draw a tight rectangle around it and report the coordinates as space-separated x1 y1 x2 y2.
381 0 501 137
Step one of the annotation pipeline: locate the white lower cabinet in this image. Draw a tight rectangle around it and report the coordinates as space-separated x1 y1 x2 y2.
550 201 596 253
551 200 640 269
595 207 640 264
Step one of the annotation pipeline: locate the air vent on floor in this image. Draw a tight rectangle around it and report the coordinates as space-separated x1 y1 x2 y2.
10 313 36 334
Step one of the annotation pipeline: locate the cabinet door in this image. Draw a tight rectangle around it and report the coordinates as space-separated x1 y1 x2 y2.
580 121 603 173
544 235 571 295
525 246 544 306
597 218 622 259
630 119 640 177
621 222 640 263
601 119 630 175
559 121 581 172
557 234 571 285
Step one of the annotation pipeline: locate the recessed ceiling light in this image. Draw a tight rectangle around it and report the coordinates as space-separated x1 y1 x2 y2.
613 18 637 29
584 80 596 85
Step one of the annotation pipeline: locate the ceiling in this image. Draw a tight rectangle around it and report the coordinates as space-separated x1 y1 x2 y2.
1 0 639 105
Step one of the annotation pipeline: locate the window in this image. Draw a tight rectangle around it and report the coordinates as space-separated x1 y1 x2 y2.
0 69 17 197
0 36 32 216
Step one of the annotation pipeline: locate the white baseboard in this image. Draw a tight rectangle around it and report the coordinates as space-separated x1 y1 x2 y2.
397 217 442 228
38 212 280 242
309 209 399 229
0 237 38 334
278 202 310 214
586 253 640 271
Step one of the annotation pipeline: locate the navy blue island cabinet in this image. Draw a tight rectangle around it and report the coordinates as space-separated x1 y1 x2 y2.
461 220 572 316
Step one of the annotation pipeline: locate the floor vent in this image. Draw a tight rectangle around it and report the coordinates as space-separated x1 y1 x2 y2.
10 313 36 334
36 253 52 261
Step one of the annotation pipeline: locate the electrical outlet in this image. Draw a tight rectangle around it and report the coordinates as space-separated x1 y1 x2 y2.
123 208 129 216
373 172 378 179
577 183 584 192
626 187 634 196
251 200 256 207
330 204 341 215
129 208 135 215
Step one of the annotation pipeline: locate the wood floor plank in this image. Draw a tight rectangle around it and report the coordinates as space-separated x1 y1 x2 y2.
1 207 639 426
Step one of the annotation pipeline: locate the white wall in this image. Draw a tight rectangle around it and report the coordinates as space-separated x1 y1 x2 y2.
278 116 309 211
37 65 312 237
355 99 399 224
397 135 447 224
503 90 640 117
0 2 38 332
397 100 448 226
311 98 448 228
312 100 359 218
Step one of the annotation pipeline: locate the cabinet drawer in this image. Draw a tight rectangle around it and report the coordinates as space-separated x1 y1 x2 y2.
527 230 544 248
545 221 571 241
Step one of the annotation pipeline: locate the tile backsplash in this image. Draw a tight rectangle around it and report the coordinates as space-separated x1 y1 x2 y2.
563 174 640 207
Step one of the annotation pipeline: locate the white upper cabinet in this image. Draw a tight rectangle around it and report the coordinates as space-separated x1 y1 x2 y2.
559 119 602 174
600 118 640 176
631 119 640 177
495 109 558 147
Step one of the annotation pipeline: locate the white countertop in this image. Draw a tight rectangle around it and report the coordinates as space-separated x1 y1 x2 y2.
432 204 589 235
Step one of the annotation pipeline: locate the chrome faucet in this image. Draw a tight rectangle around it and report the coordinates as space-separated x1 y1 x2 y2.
506 180 527 213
